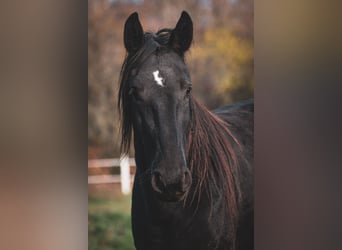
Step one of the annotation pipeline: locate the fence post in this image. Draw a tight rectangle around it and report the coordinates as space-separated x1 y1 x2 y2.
120 155 131 195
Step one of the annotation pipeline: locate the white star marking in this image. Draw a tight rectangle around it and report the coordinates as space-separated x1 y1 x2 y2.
153 70 164 87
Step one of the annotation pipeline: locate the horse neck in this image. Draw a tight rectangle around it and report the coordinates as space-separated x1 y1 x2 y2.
186 97 242 238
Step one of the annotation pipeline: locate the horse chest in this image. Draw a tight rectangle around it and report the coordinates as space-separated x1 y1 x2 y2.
132 187 228 250
135 217 219 250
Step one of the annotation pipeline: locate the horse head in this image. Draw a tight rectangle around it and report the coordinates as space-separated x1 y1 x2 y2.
120 12 194 202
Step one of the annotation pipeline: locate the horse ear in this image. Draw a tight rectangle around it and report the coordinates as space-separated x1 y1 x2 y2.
124 12 144 53
169 11 193 53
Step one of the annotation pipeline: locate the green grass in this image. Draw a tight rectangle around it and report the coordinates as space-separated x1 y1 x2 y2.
89 195 135 250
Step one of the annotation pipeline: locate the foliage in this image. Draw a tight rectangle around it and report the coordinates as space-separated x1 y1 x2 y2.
89 196 134 250
189 28 253 107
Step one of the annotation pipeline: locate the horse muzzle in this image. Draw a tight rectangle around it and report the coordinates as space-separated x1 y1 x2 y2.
151 169 192 202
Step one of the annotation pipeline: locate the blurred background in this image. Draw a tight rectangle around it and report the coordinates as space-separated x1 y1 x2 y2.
88 0 253 249
2 1 340 250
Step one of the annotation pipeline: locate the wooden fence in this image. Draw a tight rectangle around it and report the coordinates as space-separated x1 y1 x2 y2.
88 156 136 195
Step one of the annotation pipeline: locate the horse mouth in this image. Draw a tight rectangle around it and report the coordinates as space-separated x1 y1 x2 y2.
156 191 186 202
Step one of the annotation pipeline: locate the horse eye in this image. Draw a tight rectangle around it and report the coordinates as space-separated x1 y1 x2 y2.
128 87 142 101
185 86 192 96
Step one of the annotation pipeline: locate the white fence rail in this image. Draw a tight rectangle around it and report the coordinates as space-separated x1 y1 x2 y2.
88 156 136 195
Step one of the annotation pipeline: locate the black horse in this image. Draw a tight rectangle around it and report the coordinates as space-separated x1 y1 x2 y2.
118 11 253 250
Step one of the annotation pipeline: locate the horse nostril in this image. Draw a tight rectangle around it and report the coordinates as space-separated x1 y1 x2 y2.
182 170 192 191
151 172 165 194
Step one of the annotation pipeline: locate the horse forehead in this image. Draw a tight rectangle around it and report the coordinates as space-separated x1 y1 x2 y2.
143 53 184 73
156 66 177 76
139 65 178 84
136 54 187 87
